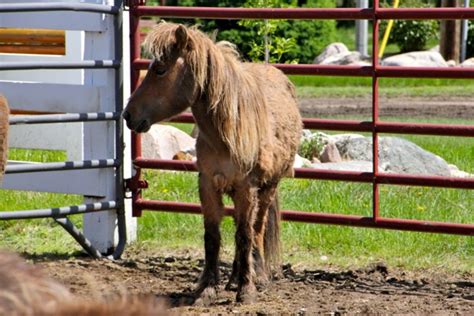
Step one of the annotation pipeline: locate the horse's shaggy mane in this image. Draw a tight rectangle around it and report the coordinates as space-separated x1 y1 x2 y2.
144 22 270 172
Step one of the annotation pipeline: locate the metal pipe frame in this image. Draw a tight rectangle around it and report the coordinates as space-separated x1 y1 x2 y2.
135 200 474 236
132 6 474 20
133 158 474 190
133 59 474 78
0 201 119 220
0 2 118 14
54 217 103 259
5 159 119 174
111 0 127 260
0 60 120 71
9 112 120 125
129 112 474 137
128 3 474 235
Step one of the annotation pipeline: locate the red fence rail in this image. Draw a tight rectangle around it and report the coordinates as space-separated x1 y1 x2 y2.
127 1 474 236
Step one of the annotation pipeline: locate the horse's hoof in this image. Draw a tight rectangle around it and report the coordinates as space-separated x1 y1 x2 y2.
225 278 237 291
254 274 270 290
194 286 218 306
236 284 256 304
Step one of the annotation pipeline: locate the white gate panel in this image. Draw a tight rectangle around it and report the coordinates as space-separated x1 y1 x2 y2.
9 123 82 160
0 82 101 113
2 169 107 197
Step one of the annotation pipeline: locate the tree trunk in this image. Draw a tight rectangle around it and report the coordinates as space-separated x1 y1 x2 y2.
440 0 461 63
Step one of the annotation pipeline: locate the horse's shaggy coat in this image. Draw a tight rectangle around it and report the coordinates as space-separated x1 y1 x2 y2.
123 22 302 304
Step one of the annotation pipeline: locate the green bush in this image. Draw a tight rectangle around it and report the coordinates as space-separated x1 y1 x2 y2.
387 20 439 53
467 21 474 59
380 0 439 53
149 0 336 63
198 0 336 64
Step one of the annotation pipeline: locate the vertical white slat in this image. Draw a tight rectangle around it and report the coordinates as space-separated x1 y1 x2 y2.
82 0 136 253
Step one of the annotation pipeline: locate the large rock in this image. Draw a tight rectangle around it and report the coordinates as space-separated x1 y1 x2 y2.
319 142 342 163
313 43 349 64
313 43 370 66
460 57 474 68
311 161 373 172
293 154 312 168
335 136 452 176
141 124 195 160
381 51 448 67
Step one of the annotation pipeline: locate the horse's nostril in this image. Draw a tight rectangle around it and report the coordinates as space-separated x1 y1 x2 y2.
122 110 131 121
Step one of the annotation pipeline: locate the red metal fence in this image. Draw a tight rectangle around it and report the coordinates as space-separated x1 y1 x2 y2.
127 0 474 236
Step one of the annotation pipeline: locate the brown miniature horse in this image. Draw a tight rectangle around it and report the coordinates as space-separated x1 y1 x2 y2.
123 22 302 304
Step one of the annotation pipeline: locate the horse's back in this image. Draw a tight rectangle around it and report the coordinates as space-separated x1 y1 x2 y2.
243 63 302 179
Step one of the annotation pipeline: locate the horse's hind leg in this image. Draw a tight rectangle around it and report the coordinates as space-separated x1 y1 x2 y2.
253 183 278 286
232 184 259 303
226 183 278 291
195 173 224 305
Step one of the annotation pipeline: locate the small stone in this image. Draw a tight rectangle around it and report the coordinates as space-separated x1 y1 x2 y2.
320 142 342 163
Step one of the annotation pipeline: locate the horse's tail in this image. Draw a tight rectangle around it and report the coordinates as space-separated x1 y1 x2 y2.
264 191 281 274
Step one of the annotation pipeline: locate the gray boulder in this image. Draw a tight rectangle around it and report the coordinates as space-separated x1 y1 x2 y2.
313 43 349 64
319 142 342 163
141 124 195 160
311 161 373 172
460 57 474 68
335 136 451 176
382 51 448 67
313 43 370 66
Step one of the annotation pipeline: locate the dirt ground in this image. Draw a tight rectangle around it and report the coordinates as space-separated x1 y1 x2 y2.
32 97 473 314
298 96 474 119
33 249 473 315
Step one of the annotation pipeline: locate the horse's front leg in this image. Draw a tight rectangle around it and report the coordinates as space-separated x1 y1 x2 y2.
195 173 224 305
232 184 259 303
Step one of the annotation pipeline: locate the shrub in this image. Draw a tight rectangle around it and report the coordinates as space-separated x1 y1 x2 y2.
380 0 439 53
207 0 336 64
467 21 474 59
387 19 439 52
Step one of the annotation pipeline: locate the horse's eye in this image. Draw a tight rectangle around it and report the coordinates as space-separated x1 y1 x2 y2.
155 67 167 76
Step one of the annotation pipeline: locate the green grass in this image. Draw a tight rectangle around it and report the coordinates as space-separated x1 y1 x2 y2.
291 76 474 98
137 170 473 272
0 148 83 254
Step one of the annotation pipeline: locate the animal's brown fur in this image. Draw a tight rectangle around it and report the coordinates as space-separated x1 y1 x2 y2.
0 95 9 183
0 250 169 316
144 23 270 173
123 22 302 304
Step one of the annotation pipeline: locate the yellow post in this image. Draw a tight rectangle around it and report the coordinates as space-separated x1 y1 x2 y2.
378 0 400 58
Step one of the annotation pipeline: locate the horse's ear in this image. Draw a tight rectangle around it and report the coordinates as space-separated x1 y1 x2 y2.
175 25 189 52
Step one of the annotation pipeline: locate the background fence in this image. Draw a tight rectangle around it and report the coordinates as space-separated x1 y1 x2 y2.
127 1 474 236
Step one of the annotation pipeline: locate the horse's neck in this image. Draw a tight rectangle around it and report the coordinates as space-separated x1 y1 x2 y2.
191 99 227 152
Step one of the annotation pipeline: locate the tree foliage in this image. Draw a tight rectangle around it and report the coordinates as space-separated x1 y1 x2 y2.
162 0 336 64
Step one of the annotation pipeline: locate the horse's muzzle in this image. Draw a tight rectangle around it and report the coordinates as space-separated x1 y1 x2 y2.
122 110 150 133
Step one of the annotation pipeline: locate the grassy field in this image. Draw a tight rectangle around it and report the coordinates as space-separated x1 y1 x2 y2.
291 76 474 98
1 115 472 273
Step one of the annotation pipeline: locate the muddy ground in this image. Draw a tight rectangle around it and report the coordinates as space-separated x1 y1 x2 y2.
298 96 474 119
33 97 473 314
33 250 473 315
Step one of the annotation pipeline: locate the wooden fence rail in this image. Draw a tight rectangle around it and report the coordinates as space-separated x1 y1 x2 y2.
0 28 65 55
